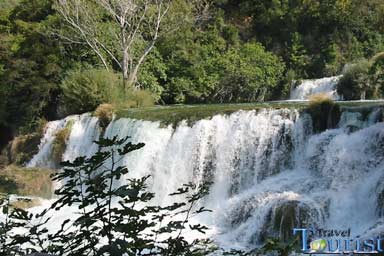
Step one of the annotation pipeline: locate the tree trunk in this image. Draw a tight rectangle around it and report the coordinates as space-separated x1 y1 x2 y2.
122 49 129 89
127 68 139 89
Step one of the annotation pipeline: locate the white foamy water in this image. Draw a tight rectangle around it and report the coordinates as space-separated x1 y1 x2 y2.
27 106 384 250
290 76 342 100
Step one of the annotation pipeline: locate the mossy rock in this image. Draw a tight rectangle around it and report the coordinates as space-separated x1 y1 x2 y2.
306 95 340 133
0 165 54 198
10 197 41 209
8 133 42 165
52 120 74 163
260 200 313 243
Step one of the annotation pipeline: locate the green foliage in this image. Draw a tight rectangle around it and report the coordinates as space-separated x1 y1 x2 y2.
60 68 121 115
258 237 299 256
126 90 155 108
370 52 384 97
288 32 308 77
213 42 285 102
1 0 384 145
337 59 372 100
137 49 167 101
337 53 384 100
222 0 384 78
60 68 155 115
159 15 285 104
0 136 216 255
0 0 87 149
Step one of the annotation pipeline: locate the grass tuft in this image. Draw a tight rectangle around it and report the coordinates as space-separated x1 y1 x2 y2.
307 93 340 132
94 103 114 128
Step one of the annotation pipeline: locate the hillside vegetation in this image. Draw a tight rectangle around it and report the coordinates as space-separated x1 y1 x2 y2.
0 0 383 148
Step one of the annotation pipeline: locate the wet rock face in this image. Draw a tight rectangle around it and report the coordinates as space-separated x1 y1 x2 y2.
260 200 313 243
376 183 384 217
306 101 341 133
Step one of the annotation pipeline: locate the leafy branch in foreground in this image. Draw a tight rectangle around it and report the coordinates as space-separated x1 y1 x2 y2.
0 136 297 256
0 136 215 256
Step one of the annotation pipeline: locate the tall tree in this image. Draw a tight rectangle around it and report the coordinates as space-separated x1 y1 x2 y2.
54 0 171 88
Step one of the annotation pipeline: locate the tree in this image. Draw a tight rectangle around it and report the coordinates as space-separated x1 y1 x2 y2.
54 0 171 89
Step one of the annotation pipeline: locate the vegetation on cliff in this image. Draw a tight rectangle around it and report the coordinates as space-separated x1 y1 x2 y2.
0 0 383 149
337 52 384 100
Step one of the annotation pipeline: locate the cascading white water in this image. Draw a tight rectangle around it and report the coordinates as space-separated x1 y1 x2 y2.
27 113 100 168
290 76 342 100
28 106 384 250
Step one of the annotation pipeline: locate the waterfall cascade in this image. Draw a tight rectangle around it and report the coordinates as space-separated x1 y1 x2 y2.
290 76 342 100
28 105 384 249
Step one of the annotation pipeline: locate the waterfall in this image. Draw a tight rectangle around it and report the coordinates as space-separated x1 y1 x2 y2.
28 106 384 249
290 76 342 100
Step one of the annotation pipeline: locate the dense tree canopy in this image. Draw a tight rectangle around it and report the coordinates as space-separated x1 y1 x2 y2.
0 0 383 147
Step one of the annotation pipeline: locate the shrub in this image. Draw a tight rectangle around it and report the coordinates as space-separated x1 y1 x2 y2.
126 89 155 108
60 68 121 116
213 42 285 102
94 103 114 128
106 86 155 109
61 68 155 115
337 59 371 100
337 53 384 100
307 93 340 132
52 120 73 163
369 52 384 97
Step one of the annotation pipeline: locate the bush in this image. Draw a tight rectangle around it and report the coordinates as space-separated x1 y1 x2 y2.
369 52 384 97
337 53 384 100
211 42 285 102
337 59 372 100
60 68 121 115
52 121 73 163
94 104 114 128
61 68 155 115
126 90 155 108
307 93 340 132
